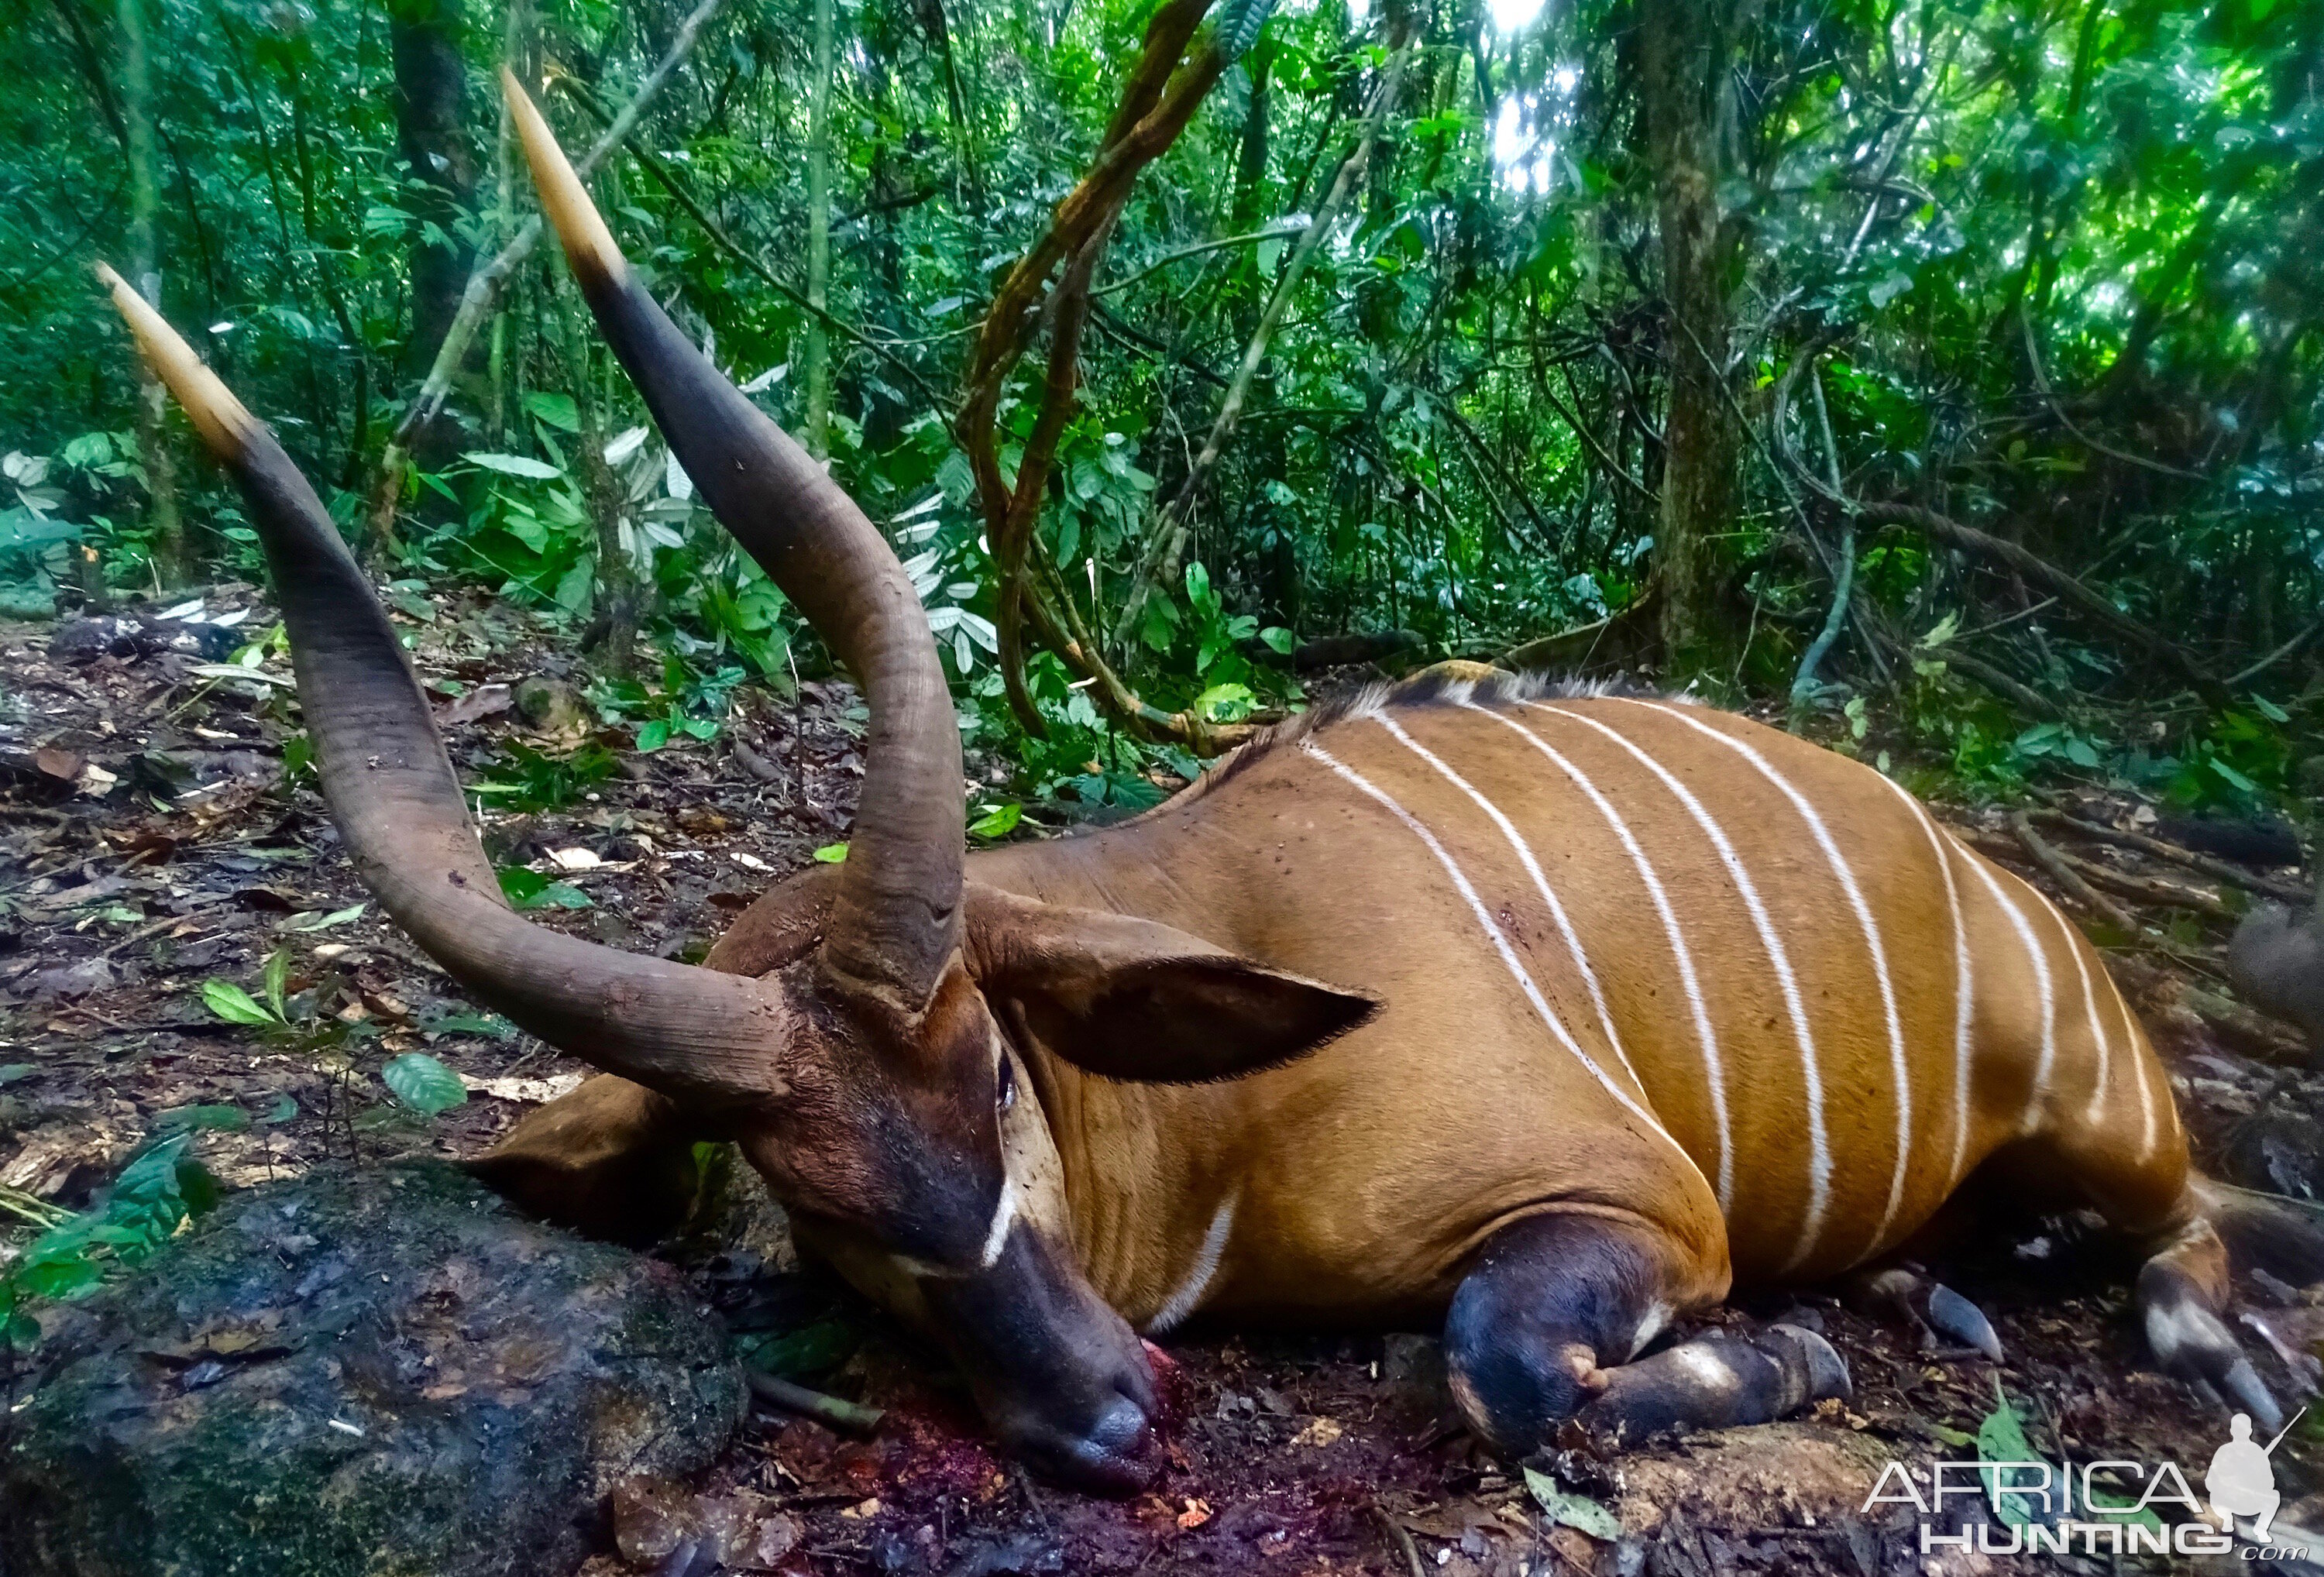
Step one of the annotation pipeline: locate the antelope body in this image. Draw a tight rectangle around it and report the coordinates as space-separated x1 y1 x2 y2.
101 74 2319 1495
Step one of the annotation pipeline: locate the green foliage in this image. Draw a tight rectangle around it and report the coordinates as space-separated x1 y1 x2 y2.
497 865 593 910
5 0 2316 808
2 1135 219 1351
472 740 619 813
380 1052 469 1117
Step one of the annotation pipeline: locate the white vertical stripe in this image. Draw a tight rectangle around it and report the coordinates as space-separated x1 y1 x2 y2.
1370 713 1647 1094
1959 855 2058 1133
1622 700 1917 1258
2052 912 2112 1131
1298 740 1690 1162
1456 698 1734 1210
1868 772 1975 1189
1526 703 1833 1271
1144 1188 1237 1335
2113 984 2159 1160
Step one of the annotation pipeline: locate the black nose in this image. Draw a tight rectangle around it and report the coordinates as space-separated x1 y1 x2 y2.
1037 1393 1158 1496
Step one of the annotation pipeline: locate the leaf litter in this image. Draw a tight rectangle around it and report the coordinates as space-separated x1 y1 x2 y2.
5 600 2324 1573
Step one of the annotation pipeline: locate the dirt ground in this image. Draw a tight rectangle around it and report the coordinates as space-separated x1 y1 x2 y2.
5 586 2323 1575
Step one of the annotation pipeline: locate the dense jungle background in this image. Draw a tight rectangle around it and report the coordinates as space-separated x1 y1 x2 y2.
6 0 2324 1572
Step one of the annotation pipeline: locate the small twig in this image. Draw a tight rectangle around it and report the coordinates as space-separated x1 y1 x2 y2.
730 734 785 787
2009 812 2142 935
2229 614 2324 688
1372 1503 1428 1577
0 1184 72 1230
744 1369 885 1434
1016 1468 1054 1536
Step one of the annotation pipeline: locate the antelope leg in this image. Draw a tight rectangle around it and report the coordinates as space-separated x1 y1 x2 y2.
2139 1215 2284 1431
1442 1211 1844 1455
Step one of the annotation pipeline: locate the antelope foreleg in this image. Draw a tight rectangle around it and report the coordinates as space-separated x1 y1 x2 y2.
1443 1211 1847 1455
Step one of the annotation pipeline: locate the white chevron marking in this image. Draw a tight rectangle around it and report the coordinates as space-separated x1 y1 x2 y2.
1145 1187 1238 1335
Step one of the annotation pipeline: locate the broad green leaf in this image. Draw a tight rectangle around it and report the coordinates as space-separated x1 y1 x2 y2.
262 948 290 1019
1260 626 1295 655
636 717 672 752
151 1104 251 1134
497 866 591 910
813 842 850 864
380 1052 469 1117
523 392 580 432
201 979 279 1026
969 802 1022 839
1194 682 1256 723
462 451 562 479
1524 1468 1622 1541
1976 1383 2043 1529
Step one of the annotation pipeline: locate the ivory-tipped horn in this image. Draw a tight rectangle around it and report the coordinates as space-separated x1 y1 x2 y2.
97 263 793 1106
505 71 964 1015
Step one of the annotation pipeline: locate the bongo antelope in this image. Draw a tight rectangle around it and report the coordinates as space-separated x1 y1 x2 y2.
95 74 2321 1494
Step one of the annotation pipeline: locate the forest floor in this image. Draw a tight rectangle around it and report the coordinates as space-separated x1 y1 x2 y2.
5 586 2324 1576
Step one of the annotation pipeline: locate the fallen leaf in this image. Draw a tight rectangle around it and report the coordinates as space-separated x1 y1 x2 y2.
76 761 119 796
1290 1416 1344 1448
438 682 514 727
1176 1498 1213 1531
461 1071 586 1105
33 745 84 782
548 847 603 871
1523 1467 1622 1541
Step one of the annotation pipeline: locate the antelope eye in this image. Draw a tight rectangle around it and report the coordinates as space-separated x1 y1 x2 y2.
996 1055 1017 1111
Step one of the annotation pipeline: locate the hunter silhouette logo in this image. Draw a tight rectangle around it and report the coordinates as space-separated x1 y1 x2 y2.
2205 1409 2302 1539
1862 1404 2316 1558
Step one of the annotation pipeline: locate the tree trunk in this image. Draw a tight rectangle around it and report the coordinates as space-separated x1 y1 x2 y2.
119 0 188 587
1637 0 1744 682
803 0 835 459
390 0 480 463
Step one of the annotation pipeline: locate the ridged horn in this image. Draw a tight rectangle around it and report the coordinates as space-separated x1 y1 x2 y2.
504 71 964 1014
97 262 793 1107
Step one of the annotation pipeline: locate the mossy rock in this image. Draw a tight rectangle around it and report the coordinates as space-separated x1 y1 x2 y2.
1 1160 744 1577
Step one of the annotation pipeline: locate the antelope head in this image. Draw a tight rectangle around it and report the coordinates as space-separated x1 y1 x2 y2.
96 75 1373 1494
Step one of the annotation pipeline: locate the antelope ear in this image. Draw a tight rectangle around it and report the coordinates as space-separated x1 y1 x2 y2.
963 885 1379 1083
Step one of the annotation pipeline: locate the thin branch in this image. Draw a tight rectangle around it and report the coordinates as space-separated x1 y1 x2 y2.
2031 809 2310 906
2009 811 2141 935
1851 500 2233 709
1091 221 1303 299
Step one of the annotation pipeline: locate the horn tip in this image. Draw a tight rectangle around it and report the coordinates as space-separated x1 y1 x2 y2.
95 273 256 461
507 79 627 290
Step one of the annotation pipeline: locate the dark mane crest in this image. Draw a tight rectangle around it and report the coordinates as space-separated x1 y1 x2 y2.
1140 665 1663 819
